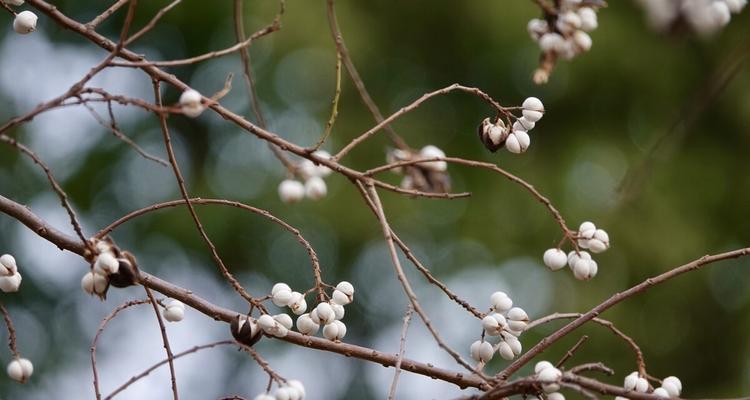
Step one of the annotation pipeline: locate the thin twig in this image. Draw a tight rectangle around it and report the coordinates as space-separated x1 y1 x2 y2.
0 303 19 359
91 299 151 400
555 335 589 368
309 51 342 152
143 285 179 400
388 305 413 400
105 340 234 400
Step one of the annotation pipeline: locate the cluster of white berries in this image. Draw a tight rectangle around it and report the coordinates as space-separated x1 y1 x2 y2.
528 1 600 63
615 372 682 399
81 241 121 298
0 254 22 293
162 299 186 322
542 221 610 281
179 89 205 118
254 380 306 400
3 1 38 35
469 292 528 363
268 281 353 341
637 0 745 35
533 361 565 398
478 97 544 154
278 151 333 203
6 357 33 383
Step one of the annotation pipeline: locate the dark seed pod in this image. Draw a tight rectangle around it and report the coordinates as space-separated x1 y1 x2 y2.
230 315 263 346
109 253 138 288
477 117 508 152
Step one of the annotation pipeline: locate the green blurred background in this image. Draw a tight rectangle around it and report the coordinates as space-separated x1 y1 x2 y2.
0 0 749 399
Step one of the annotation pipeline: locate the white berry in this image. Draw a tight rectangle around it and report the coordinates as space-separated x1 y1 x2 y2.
304 177 327 200
315 302 335 324
273 313 294 329
522 97 544 122
296 313 320 335
662 376 682 394
272 289 293 307
179 89 204 118
163 300 185 322
490 291 513 313
287 291 307 315
6 358 33 383
470 340 494 362
419 145 448 172
13 11 37 34
482 313 507 336
578 7 598 31
94 252 119 275
278 180 305 204
0 272 22 293
0 254 17 275
322 320 346 341
497 341 515 360
535 360 554 373
506 307 529 331
543 248 568 271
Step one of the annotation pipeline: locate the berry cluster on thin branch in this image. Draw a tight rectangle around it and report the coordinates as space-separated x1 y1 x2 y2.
0 0 748 399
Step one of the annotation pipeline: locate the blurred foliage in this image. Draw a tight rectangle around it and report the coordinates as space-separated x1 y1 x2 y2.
1 0 749 399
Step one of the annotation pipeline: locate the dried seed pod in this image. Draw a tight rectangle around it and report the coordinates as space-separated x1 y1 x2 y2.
477 117 509 152
230 315 262 346
109 254 138 288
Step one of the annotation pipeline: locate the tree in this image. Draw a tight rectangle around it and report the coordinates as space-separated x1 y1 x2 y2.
0 0 748 399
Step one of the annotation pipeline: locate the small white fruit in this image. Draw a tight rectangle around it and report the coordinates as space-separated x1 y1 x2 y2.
573 31 592 52
578 7 598 31
419 145 448 172
330 302 345 320
543 248 568 271
538 366 562 382
522 97 544 122
304 177 327 200
539 33 565 54
0 254 17 275
287 292 307 315
273 313 293 329
535 361 554 373
497 341 515 360
287 380 306 399
315 302 335 324
653 387 670 398
296 313 319 335
331 289 351 306
567 250 591 269
273 289 294 307
490 291 513 313
163 305 185 322
278 180 305 204
322 320 346 341
470 340 494 362
661 381 680 398
272 282 291 295
336 281 354 296
179 89 204 118
506 307 529 331
6 358 33 383
482 313 507 336
662 376 682 394
0 272 22 293
94 252 119 275
13 11 38 34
